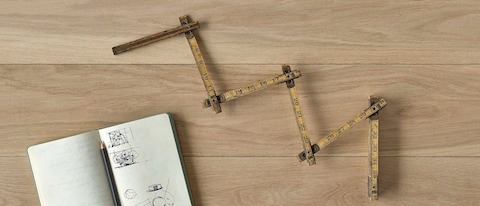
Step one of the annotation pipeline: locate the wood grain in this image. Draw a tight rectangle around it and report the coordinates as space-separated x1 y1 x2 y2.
2 156 479 205
0 65 478 158
0 157 38 206
1 0 480 64
1 2 479 204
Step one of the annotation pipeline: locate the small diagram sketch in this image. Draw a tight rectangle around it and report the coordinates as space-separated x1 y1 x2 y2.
135 181 175 206
135 199 153 206
107 128 133 147
152 192 175 206
134 194 175 206
112 148 139 168
147 184 163 192
124 189 137 200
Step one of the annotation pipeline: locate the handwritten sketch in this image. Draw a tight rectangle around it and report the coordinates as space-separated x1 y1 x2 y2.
107 128 133 147
124 189 138 200
111 148 139 168
134 194 175 206
147 184 163 192
152 191 175 206
159 180 175 206
135 199 152 206
135 180 175 206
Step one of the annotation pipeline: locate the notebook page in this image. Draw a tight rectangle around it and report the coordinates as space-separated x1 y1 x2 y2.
99 113 192 206
27 131 114 206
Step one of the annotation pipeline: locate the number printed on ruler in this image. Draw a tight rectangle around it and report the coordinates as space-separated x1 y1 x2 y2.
371 122 378 174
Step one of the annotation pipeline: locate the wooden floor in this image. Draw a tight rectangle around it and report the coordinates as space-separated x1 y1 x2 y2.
1 1 479 205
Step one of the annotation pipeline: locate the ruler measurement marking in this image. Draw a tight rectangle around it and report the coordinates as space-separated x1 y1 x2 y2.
283 65 315 165
368 96 380 200
202 70 302 108
297 98 387 161
179 16 221 113
290 87 315 165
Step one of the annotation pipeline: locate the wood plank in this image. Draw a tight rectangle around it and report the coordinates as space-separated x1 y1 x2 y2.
1 1 480 64
0 157 38 206
2 156 479 205
1 65 479 157
187 157 480 205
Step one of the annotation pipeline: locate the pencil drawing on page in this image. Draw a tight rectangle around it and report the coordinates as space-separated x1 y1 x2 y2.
135 180 175 206
111 148 139 168
147 184 163 192
124 189 138 199
134 193 175 206
107 128 134 148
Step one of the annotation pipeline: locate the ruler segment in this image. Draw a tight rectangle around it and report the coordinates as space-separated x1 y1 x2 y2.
179 16 221 113
202 70 302 108
283 65 315 165
112 21 200 55
368 96 379 200
297 98 387 162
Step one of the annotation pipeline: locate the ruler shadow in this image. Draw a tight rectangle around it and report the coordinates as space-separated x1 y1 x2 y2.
191 21 229 98
378 97 402 196
297 65 338 156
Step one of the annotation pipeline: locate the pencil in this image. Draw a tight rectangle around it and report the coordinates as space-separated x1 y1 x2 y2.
100 142 121 206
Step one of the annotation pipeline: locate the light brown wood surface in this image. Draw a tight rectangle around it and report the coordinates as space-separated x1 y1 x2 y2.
2 0 480 64
1 1 479 205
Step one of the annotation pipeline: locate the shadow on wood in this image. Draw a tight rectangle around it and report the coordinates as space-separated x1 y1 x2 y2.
379 96 402 196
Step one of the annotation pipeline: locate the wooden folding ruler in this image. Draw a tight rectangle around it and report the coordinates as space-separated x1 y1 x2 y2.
202 65 316 165
296 98 387 161
112 15 222 113
296 97 386 198
368 96 380 200
112 17 316 164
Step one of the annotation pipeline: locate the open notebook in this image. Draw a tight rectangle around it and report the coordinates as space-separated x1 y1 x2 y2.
27 113 193 206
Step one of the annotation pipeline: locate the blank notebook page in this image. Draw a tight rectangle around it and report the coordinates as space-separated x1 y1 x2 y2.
27 131 114 206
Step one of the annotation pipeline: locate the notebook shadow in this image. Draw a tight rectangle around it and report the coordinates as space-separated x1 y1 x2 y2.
171 113 203 205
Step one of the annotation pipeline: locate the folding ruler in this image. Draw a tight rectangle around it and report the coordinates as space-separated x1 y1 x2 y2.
112 16 316 165
296 96 386 199
113 15 221 113
296 98 387 161
368 96 380 200
113 15 387 197
202 65 316 165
